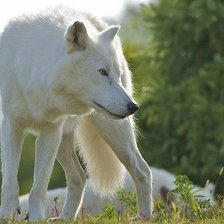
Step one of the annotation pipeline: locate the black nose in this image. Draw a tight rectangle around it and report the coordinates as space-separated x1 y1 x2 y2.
127 102 139 114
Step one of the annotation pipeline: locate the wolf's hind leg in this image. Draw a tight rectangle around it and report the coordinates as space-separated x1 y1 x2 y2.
57 132 86 220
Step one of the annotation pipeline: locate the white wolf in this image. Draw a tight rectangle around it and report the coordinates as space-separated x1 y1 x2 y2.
0 6 152 221
18 167 215 219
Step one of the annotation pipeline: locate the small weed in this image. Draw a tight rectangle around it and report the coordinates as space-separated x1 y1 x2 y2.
117 188 137 217
172 175 211 220
97 203 116 220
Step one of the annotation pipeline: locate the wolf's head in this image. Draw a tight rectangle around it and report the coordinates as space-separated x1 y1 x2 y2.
60 21 138 119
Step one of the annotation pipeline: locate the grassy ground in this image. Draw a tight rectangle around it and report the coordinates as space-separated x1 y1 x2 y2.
2 193 224 224
14 177 224 224
3 212 224 224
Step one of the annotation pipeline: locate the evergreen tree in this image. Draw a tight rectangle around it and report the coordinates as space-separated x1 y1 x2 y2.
124 0 224 194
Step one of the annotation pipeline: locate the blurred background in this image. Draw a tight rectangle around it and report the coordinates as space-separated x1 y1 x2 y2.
0 0 223 198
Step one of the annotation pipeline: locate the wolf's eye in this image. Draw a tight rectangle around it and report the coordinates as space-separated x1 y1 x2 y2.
98 68 108 77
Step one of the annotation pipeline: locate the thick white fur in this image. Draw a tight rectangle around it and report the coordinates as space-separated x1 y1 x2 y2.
18 167 215 219
0 6 152 221
76 116 126 196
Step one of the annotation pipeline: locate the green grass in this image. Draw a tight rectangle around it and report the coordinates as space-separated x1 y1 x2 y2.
3 203 224 224
3 182 224 224
2 203 224 223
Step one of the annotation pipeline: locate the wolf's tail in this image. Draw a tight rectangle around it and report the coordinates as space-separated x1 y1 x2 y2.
76 116 125 197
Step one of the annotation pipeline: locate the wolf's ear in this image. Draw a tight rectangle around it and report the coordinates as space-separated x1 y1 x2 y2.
99 26 120 43
65 21 89 53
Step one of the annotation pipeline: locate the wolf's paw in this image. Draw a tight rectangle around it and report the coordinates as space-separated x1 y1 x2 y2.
0 206 21 220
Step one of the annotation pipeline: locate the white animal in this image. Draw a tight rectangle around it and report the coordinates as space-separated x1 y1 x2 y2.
18 167 215 219
0 6 152 221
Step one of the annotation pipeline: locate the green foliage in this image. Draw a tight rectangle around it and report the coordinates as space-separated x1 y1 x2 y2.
97 203 116 220
117 188 137 216
153 175 223 223
123 0 224 194
173 175 210 218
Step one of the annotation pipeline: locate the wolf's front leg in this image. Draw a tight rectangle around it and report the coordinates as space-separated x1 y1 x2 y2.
0 117 24 220
28 125 63 221
91 115 153 220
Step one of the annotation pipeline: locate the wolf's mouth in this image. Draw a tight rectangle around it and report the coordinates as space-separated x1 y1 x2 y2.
93 101 126 119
